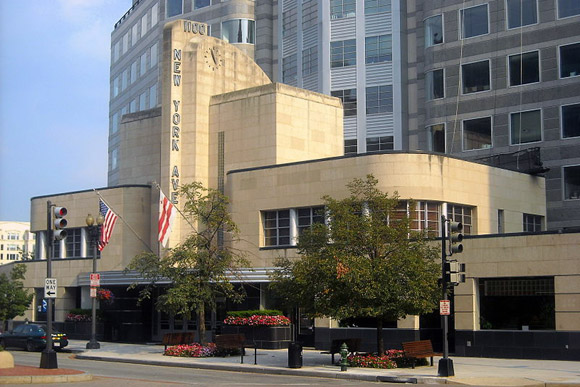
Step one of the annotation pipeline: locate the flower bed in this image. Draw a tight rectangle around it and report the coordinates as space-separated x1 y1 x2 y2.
347 349 423 369
223 315 291 326
164 343 217 357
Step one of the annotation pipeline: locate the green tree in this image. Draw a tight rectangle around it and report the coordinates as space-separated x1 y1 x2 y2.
127 183 249 344
0 264 34 331
270 175 440 354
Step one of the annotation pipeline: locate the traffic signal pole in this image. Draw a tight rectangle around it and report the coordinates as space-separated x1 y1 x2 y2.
438 215 454 377
40 201 57 369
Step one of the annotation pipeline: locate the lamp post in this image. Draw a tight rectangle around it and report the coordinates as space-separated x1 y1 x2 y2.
86 213 104 350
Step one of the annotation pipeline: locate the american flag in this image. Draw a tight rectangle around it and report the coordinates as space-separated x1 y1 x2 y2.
98 199 118 251
158 191 176 247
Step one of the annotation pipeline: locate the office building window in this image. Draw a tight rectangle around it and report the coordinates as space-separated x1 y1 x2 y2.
283 7 297 37
65 228 82 258
141 13 149 37
560 43 580 78
366 136 393 152
331 89 357 116
167 0 183 17
152 3 159 26
498 209 505 234
462 60 490 94
447 204 473 234
7 233 19 240
139 91 147 111
460 4 489 39
149 84 157 109
562 103 580 138
331 0 355 19
509 51 539 86
131 24 139 47
264 210 290 246
425 15 443 47
150 43 158 69
112 112 119 134
331 39 356 68
122 69 128 91
122 33 129 55
282 54 297 84
428 123 445 153
302 46 318 77
222 19 255 44
523 214 543 232
463 117 492 151
113 76 120 97
506 0 537 28
140 52 147 75
131 61 138 84
510 110 542 144
413 201 440 237
344 139 357 154
297 206 325 235
564 165 580 200
558 0 580 18
366 85 393 114
302 1 317 29
112 41 120 63
194 0 210 9
365 35 392 64
365 0 390 15
426 69 444 100
111 148 118 170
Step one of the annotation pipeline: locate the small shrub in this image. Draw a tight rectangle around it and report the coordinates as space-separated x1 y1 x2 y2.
223 314 291 326
225 310 284 318
164 343 217 357
346 349 427 369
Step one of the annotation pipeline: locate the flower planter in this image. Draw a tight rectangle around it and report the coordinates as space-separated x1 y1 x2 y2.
221 325 291 349
0 351 14 369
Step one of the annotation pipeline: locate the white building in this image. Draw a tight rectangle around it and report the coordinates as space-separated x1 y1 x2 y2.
0 221 35 264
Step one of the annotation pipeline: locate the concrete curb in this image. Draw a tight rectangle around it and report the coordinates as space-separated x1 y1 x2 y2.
0 371 92 385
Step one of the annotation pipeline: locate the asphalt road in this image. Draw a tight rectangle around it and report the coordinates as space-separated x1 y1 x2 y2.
10 350 385 386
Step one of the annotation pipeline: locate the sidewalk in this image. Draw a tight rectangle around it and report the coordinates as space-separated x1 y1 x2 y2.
2 340 580 386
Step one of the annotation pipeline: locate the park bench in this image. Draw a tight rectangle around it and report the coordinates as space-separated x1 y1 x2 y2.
215 333 257 364
321 338 362 364
401 339 441 368
162 332 196 350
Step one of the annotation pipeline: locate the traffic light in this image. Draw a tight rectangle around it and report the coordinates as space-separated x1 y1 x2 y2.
53 206 68 240
448 221 463 255
444 261 466 285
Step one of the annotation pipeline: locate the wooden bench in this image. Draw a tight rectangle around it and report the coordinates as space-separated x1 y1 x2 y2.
215 334 257 364
401 340 441 368
162 332 196 350
321 338 362 364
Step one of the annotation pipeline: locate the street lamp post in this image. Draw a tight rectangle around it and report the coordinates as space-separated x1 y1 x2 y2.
86 213 104 350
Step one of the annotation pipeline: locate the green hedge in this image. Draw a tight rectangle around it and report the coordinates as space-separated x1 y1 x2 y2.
225 309 284 318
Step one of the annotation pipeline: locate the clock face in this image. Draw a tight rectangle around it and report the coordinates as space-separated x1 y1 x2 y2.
204 47 223 71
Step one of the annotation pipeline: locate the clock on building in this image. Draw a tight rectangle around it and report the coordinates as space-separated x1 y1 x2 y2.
204 47 223 71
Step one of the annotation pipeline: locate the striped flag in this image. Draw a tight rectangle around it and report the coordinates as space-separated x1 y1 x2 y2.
158 191 176 247
98 199 118 251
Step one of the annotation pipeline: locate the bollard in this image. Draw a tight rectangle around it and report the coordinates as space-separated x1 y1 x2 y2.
339 342 349 372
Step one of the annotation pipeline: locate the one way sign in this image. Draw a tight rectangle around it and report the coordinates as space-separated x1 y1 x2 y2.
44 278 57 299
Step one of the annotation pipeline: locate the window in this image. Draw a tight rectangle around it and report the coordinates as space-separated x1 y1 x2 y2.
463 117 492 150
7 244 18 251
7 233 19 240
122 69 128 91
509 51 539 86
523 213 543 232
428 123 445 153
331 39 356 68
141 13 148 37
112 112 119 134
426 69 444 100
113 76 120 97
460 4 489 39
365 0 390 15
303 1 317 29
560 43 580 78
331 0 355 19
150 43 158 69
498 209 504 234
111 148 118 170
149 84 157 109
167 0 183 17
282 54 297 84
122 33 129 55
558 0 580 18
264 210 290 246
331 89 357 117
462 60 490 94
297 206 325 235
365 35 392 63
506 0 537 28
140 91 147 111
194 0 210 9
564 165 580 200
562 103 580 138
424 15 443 47
366 85 393 114
344 139 357 154
140 52 147 75
283 8 297 37
222 19 255 44
65 229 82 258
131 23 139 46
113 41 120 63
131 61 138 84
413 201 440 237
130 99 137 113
151 3 159 26
302 46 318 77
510 110 542 144
447 204 473 234
366 136 393 152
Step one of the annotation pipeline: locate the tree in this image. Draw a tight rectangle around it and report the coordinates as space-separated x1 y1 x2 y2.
0 264 34 331
127 182 249 344
270 175 440 354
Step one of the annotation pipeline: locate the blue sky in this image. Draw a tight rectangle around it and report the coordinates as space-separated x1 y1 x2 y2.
0 0 130 221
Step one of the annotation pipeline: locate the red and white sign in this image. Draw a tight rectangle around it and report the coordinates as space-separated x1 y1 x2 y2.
90 273 100 287
90 287 97 298
440 300 451 315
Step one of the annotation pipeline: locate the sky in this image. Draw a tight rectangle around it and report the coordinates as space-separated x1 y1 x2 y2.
0 0 131 222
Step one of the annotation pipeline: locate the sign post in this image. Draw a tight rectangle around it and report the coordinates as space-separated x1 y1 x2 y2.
44 278 57 299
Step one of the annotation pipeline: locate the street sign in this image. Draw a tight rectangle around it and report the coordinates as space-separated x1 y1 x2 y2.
90 273 101 287
440 300 450 315
44 278 57 299
90 287 97 298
